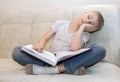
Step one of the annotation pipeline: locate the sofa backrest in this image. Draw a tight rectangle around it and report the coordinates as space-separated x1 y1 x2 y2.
0 5 120 66
72 5 120 66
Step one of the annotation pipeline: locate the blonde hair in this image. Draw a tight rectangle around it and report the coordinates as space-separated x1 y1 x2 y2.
93 11 104 30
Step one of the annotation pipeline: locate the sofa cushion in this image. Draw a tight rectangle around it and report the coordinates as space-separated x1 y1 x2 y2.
0 5 120 82
0 58 120 82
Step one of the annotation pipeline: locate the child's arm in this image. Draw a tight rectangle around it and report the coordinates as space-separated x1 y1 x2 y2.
70 25 85 51
70 24 93 51
33 28 54 52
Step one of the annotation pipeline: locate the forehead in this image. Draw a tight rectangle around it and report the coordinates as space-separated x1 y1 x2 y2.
86 12 98 17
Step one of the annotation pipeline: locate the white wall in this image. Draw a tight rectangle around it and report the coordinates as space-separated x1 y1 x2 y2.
0 0 120 11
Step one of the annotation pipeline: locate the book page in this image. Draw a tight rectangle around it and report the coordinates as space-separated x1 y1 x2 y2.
55 48 90 62
21 45 57 66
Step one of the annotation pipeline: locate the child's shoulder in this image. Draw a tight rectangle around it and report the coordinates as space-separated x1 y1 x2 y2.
54 20 70 24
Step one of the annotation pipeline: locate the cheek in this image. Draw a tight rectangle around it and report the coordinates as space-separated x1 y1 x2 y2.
91 27 98 32
88 27 98 32
93 20 99 28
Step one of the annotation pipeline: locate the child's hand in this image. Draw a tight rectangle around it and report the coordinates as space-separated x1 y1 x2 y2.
81 23 94 28
33 43 44 53
80 24 95 32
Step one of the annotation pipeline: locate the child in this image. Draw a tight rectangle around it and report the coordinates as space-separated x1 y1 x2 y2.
12 11 106 75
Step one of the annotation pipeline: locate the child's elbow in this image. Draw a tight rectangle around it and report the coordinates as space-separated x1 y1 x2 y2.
70 46 82 51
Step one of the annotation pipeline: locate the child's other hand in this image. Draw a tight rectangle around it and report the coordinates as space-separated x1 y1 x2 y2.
81 23 94 29
80 24 95 32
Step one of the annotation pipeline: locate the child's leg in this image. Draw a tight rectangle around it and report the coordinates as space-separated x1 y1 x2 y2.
28 44 105 75
12 46 46 66
63 44 106 74
12 46 60 75
25 44 106 75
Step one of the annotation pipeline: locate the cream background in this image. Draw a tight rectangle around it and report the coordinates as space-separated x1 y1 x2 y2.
0 0 120 10
0 5 120 67
0 1 120 82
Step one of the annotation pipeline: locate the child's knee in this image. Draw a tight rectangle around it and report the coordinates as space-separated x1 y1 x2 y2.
91 44 106 58
96 44 106 57
12 46 22 61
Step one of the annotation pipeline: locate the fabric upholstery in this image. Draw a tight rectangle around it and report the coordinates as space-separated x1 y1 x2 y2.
0 5 120 82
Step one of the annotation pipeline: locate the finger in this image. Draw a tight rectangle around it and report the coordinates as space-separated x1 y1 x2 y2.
36 47 43 52
38 48 44 53
39 50 44 53
33 46 36 50
33 44 38 50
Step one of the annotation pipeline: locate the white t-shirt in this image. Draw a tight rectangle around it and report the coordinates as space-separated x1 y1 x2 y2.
50 20 90 53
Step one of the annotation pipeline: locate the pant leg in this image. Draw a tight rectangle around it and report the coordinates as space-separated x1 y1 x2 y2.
63 44 106 74
12 46 47 66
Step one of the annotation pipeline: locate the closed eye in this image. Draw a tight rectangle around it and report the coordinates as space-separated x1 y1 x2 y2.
88 15 93 20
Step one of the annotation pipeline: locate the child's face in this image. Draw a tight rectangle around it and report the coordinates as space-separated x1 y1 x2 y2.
80 11 99 28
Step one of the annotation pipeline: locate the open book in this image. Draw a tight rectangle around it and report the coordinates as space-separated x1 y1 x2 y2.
21 45 90 66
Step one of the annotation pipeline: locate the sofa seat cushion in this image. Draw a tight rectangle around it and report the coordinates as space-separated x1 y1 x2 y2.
0 58 120 82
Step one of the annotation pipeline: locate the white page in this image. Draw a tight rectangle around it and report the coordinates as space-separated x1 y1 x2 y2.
55 48 90 62
21 45 57 66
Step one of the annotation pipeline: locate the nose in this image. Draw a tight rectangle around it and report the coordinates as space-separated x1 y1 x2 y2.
83 18 92 24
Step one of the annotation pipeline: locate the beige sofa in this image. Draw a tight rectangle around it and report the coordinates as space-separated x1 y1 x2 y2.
0 5 120 82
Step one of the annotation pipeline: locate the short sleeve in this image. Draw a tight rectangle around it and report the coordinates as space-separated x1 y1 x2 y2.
51 20 68 33
82 32 90 44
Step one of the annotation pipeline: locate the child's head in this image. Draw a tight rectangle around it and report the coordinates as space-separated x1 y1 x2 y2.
80 11 104 32
93 11 104 29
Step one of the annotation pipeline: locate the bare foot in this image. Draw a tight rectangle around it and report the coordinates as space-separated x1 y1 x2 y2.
74 67 85 75
58 64 66 73
25 64 33 74
78 67 85 75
